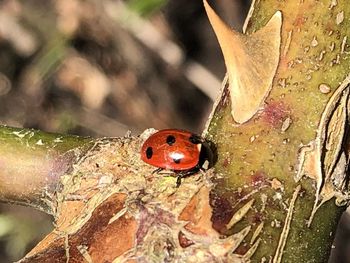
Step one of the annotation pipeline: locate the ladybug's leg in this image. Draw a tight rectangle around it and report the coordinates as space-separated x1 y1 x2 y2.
176 175 183 188
152 167 163 174
153 168 175 176
176 170 194 187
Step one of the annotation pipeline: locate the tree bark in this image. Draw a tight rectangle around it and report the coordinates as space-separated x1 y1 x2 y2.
205 0 350 262
0 0 348 262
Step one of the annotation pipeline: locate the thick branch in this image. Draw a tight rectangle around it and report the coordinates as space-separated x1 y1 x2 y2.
205 0 350 262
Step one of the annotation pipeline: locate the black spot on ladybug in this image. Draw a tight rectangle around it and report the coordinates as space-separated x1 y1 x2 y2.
173 158 181 164
189 134 202 144
146 147 153 159
166 135 176 146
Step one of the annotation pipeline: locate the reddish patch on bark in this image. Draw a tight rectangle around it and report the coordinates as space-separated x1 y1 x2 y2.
261 101 290 127
222 158 230 168
179 191 201 222
20 239 67 263
250 171 268 188
69 193 136 262
136 206 176 244
210 193 234 234
21 193 135 263
178 231 195 248
235 243 249 255
293 15 307 27
136 206 155 243
251 212 264 224
325 22 335 34
250 171 269 191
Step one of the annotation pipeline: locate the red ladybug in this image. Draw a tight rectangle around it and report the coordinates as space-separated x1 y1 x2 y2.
140 129 214 186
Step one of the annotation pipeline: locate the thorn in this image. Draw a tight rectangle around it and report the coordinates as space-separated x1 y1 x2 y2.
204 0 282 123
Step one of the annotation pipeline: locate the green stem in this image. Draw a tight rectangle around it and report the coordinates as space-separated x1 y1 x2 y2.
207 0 350 262
0 126 93 214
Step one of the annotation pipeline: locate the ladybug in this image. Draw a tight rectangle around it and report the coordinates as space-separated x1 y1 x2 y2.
140 129 214 186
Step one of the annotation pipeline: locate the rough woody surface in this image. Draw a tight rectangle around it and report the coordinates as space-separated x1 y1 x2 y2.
0 0 349 262
206 0 350 262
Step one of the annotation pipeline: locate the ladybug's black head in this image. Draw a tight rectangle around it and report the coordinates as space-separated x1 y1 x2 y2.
198 139 216 170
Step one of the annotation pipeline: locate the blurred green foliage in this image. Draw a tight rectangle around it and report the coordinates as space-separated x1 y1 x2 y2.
0 212 52 261
127 0 167 16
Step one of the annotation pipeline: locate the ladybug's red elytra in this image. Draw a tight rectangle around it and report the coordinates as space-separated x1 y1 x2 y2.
140 129 214 186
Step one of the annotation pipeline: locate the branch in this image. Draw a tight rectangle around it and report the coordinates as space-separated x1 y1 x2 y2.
0 126 92 214
4 0 349 262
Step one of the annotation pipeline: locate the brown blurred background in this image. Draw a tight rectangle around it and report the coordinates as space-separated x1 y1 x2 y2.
0 0 347 262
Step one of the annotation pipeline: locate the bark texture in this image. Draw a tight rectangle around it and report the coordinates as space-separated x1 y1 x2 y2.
0 0 348 262
206 0 350 262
